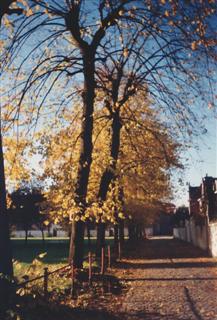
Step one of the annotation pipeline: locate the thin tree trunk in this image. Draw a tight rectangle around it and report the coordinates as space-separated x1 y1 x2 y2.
87 221 91 250
69 50 95 268
96 111 122 255
118 187 125 245
0 132 13 275
135 223 141 240
114 223 119 250
41 228 45 245
0 132 13 312
128 220 136 242
119 219 124 245
25 227 28 245
96 222 106 257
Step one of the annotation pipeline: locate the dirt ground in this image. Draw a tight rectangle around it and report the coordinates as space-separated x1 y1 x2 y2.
88 237 217 320
15 236 217 320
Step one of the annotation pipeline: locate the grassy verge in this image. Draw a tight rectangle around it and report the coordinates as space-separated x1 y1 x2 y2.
12 237 115 279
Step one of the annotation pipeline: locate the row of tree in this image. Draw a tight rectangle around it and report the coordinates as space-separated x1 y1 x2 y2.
0 1 216 311
38 93 181 260
9 186 46 243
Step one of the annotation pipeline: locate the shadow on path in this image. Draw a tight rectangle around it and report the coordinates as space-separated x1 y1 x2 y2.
125 237 209 260
118 311 188 320
111 237 217 320
184 287 204 320
19 303 182 320
18 303 120 320
116 260 217 270
118 276 217 282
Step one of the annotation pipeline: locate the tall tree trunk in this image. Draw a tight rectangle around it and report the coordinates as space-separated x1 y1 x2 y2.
0 132 13 312
128 220 136 242
135 223 140 240
0 4 22 314
24 226 28 245
0 0 23 279
69 50 95 268
87 221 91 250
0 133 13 275
41 228 45 245
113 207 119 251
114 223 119 250
69 220 85 268
119 219 124 245
96 111 122 255
96 222 106 256
118 187 125 245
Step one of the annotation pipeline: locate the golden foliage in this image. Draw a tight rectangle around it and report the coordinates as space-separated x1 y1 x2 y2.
38 93 181 224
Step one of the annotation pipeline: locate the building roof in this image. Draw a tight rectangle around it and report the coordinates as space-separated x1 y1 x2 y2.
189 186 201 200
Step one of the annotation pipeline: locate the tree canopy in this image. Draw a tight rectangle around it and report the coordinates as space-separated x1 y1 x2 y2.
0 0 216 267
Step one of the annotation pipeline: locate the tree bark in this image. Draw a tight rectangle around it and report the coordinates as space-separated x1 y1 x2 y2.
114 223 119 250
41 228 45 245
128 220 136 242
69 50 95 268
87 221 91 250
65 4 111 268
96 222 106 257
0 133 13 276
69 220 85 268
0 5 23 313
96 111 122 255
119 219 124 244
24 226 28 245
0 133 13 312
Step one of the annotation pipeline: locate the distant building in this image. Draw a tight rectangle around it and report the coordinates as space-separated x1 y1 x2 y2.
189 175 217 221
189 186 201 216
174 176 217 256
153 202 176 236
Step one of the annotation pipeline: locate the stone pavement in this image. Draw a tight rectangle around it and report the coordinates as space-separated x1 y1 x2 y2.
113 237 217 320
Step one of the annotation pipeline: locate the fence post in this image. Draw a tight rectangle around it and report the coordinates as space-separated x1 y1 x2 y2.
101 247 105 275
71 262 75 298
108 245 111 268
43 267 48 299
88 252 92 285
118 241 121 260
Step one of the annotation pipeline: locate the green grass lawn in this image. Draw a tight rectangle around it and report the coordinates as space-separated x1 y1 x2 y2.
12 238 71 265
12 237 115 279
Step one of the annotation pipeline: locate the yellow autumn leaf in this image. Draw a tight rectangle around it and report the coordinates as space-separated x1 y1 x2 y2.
38 252 47 259
165 10 169 17
191 41 197 51
123 48 129 57
44 220 50 226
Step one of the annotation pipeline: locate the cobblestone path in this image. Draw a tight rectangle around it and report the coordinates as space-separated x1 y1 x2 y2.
113 237 217 320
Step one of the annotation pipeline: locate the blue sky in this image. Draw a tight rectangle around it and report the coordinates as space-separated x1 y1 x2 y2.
175 114 217 206
1 0 216 205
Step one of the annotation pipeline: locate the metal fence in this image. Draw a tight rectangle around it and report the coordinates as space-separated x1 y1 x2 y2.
16 243 122 299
